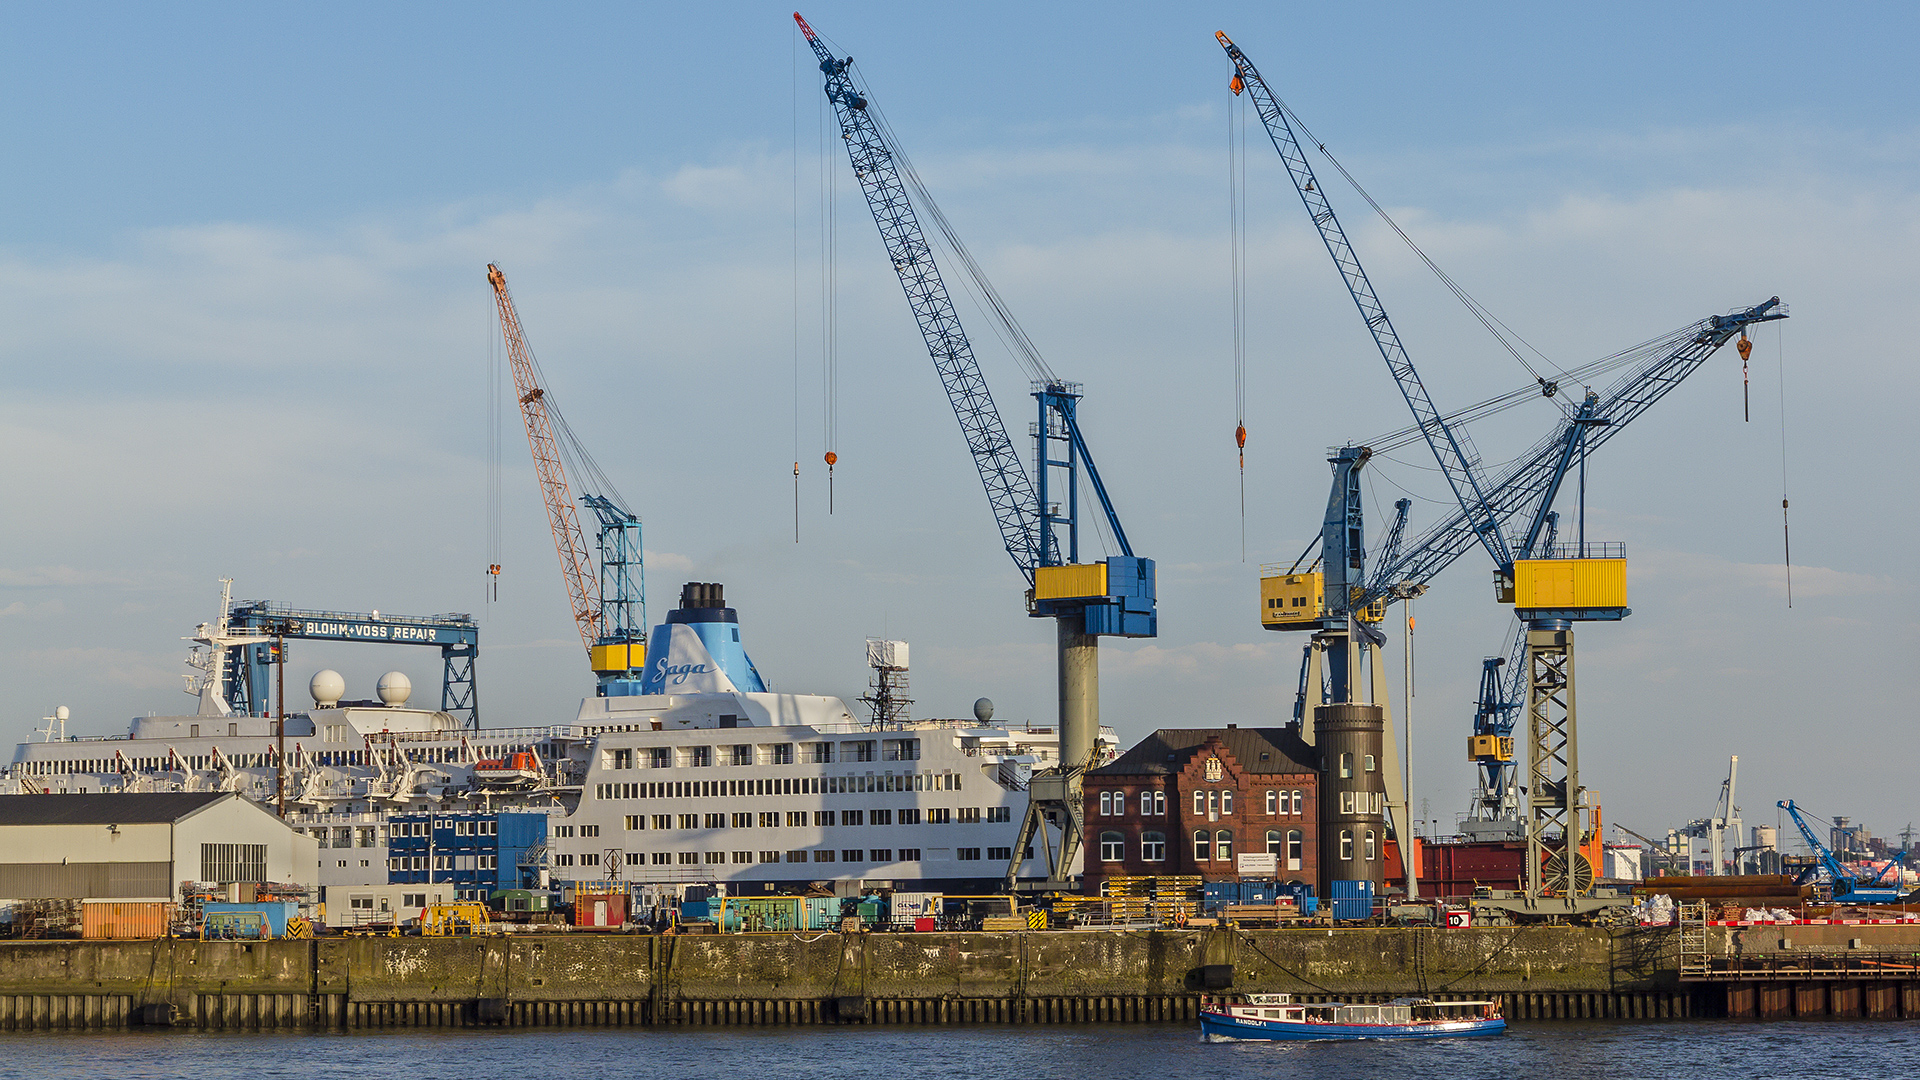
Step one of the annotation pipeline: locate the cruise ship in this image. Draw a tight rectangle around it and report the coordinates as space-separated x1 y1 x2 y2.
6 583 1105 893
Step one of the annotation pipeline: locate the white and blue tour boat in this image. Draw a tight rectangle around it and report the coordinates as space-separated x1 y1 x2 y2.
1201 994 1506 1041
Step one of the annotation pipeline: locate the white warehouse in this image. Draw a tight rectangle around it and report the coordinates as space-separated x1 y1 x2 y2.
0 792 318 898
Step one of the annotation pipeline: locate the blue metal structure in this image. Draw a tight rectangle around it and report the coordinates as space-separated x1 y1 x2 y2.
387 810 550 899
224 602 479 727
1777 800 1910 904
582 493 647 691
796 13 1154 640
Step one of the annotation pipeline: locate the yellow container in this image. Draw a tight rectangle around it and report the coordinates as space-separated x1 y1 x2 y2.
1260 571 1324 630
589 643 638 673
1034 563 1108 601
1468 735 1515 762
1511 558 1627 609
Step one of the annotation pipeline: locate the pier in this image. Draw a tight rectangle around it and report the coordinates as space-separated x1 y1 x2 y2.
2 922 1913 1031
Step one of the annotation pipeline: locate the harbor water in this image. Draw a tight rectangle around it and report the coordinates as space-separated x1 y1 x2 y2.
0 1020 1912 1079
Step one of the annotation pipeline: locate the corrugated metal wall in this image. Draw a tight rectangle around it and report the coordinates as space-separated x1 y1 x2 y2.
0 862 171 898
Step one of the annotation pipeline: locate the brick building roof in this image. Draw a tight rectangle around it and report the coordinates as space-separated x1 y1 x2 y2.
1090 726 1318 778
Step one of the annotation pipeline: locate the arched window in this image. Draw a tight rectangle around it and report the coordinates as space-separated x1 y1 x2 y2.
1194 830 1210 862
1141 831 1166 862
1220 791 1233 815
1291 790 1303 815
1099 791 1113 816
1193 791 1206 816
1364 830 1377 861
1339 753 1352 779
1266 830 1282 854
1339 830 1354 861
1287 830 1303 870
1139 791 1152 816
1215 830 1233 862
1265 790 1277 815
1100 831 1124 862
1153 791 1166 816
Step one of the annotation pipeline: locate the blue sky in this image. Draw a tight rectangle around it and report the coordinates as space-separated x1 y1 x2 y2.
2 2 1915 844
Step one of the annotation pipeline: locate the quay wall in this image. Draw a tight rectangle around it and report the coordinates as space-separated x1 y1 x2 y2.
0 924 1910 1030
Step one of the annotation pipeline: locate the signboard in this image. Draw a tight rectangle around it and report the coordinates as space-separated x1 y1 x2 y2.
1237 852 1278 875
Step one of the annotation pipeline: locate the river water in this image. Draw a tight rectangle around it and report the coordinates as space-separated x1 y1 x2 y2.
0 1020 1910 1079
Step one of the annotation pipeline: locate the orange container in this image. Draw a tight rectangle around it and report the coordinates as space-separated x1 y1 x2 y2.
81 900 174 939
573 892 627 928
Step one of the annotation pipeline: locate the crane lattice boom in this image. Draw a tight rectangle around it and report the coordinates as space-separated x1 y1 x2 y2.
1219 31 1512 570
487 263 599 655
796 13 1044 580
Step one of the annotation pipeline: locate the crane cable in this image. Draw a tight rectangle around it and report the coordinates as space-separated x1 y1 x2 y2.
820 85 840 513
486 301 503 602
1777 321 1792 609
1230 88 1250 560
1264 95 1572 396
792 23 802 541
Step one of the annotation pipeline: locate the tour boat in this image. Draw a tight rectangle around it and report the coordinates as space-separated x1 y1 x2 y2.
1201 994 1506 1040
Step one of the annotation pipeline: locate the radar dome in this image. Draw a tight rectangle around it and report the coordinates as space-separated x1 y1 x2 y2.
973 697 995 723
54 706 69 722
309 670 346 707
376 671 413 707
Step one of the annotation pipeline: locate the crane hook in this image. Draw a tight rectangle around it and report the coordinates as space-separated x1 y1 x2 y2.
1229 75 1244 95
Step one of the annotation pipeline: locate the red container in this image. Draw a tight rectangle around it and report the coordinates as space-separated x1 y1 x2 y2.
913 917 936 932
1420 841 1526 898
573 892 628 928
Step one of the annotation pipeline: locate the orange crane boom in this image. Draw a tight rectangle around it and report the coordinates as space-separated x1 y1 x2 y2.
487 263 598 656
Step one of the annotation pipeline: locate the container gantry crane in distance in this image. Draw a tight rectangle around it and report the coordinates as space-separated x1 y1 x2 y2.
1221 30 1786 917
796 13 1155 893
487 263 648 692
1778 800 1911 904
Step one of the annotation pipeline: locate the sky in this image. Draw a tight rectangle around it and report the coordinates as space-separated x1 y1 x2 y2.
1 1 1915 850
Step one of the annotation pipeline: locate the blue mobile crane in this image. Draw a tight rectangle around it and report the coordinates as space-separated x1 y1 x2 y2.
797 13 1154 891
1778 801 1912 905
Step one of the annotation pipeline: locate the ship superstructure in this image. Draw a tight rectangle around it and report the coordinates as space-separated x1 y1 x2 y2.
7 583 1103 893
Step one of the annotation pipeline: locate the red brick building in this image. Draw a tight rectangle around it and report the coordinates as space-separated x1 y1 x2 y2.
1080 727 1319 894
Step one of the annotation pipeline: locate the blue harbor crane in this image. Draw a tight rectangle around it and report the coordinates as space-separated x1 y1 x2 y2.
1221 30 1785 914
797 12 1154 892
223 602 480 728
1778 801 1912 905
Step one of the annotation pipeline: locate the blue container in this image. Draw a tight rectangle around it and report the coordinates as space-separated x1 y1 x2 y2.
804 896 841 931
678 900 715 923
1202 881 1240 904
1242 881 1279 904
202 901 298 937
1327 880 1374 921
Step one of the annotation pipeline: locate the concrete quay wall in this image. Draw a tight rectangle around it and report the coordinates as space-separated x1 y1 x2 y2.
0 923 1838 1031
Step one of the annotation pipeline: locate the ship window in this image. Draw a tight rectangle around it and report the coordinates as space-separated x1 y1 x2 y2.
1099 832 1124 862
1215 830 1233 862
773 744 794 765
730 745 752 766
1141 831 1166 862
1365 830 1377 861
1339 830 1354 861
647 748 670 769
1194 830 1210 861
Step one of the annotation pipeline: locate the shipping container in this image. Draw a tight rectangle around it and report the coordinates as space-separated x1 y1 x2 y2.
202 901 299 938
720 896 802 932
1327 879 1375 921
81 899 172 940
1420 841 1527 898
574 891 628 928
803 896 841 931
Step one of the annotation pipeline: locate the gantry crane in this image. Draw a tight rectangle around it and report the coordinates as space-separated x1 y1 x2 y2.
1221 31 1785 915
487 264 647 689
797 13 1154 892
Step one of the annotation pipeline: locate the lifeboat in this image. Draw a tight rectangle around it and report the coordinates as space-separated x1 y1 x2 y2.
471 751 543 789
